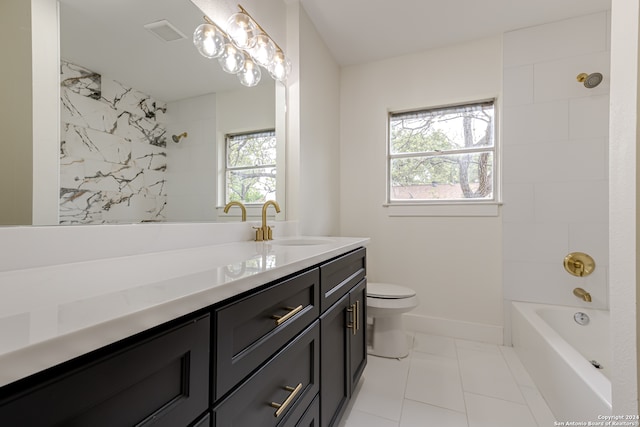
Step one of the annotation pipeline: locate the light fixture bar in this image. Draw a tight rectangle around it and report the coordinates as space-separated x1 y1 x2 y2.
194 4 291 84
236 4 283 53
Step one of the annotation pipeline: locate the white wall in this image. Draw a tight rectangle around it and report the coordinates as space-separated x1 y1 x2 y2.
1 0 59 225
298 5 340 236
502 12 611 318
609 0 639 415
340 37 504 343
165 93 218 222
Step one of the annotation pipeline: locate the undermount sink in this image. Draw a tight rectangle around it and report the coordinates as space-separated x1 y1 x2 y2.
269 238 334 246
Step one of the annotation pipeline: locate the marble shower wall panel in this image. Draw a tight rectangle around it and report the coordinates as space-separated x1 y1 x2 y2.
60 61 168 224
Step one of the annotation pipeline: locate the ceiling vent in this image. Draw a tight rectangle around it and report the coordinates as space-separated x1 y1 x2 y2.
144 20 186 42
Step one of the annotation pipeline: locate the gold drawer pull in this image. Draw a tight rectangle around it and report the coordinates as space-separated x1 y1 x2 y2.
270 383 303 417
355 299 360 334
347 304 356 334
271 305 303 326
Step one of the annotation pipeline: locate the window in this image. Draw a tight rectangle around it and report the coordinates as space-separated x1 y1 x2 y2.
225 129 276 204
388 100 496 204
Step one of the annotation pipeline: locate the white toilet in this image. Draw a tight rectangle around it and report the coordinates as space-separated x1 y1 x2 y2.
367 282 418 358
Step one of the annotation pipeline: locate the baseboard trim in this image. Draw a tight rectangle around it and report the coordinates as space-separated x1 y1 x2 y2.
403 313 504 345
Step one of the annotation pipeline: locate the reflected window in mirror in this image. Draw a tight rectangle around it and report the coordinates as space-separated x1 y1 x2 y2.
225 130 277 205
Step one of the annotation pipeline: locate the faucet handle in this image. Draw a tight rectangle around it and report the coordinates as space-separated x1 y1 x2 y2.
267 225 275 240
253 227 264 242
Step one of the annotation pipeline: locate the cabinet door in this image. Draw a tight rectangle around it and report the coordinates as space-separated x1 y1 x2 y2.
0 315 210 427
319 294 350 427
292 395 320 427
348 279 367 392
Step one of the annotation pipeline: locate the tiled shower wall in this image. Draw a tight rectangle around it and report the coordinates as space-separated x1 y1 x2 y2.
60 61 168 224
502 12 610 311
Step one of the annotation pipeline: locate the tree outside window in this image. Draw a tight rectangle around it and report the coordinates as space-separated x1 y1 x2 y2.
226 130 276 204
388 100 496 202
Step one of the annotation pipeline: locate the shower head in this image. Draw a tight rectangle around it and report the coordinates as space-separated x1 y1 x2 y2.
576 72 603 89
172 132 188 143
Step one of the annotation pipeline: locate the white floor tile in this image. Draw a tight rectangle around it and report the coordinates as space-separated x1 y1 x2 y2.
339 409 400 427
400 399 468 427
457 342 525 403
346 336 552 427
405 351 466 412
464 392 537 427
500 345 536 387
352 355 410 421
413 333 457 359
519 385 557 426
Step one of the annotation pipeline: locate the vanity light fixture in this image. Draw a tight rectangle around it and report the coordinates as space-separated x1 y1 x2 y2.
192 4 291 87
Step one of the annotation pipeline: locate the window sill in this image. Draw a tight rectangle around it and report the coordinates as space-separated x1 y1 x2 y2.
383 202 501 217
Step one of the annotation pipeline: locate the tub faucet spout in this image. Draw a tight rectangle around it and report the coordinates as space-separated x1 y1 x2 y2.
573 287 592 302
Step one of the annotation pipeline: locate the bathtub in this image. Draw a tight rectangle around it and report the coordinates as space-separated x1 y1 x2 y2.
511 301 611 422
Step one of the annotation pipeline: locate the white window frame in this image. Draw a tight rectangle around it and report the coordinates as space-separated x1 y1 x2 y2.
385 99 501 217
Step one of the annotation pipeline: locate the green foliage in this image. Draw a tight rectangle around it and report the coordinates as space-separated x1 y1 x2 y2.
226 131 277 203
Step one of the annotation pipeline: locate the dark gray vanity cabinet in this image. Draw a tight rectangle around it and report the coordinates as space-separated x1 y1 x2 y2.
319 249 367 427
0 247 366 427
0 314 210 427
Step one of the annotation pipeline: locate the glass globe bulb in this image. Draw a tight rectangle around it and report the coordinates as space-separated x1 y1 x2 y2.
193 23 225 59
226 12 257 50
268 51 292 82
248 34 276 67
218 43 246 74
238 57 262 87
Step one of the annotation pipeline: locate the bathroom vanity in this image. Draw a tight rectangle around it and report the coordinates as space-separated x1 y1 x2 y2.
0 237 367 427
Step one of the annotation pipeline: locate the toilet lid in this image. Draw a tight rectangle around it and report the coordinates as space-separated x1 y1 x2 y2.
368 282 416 299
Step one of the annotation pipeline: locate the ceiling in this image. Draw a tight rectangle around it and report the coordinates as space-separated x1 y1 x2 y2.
58 0 612 102
300 0 612 66
59 0 255 103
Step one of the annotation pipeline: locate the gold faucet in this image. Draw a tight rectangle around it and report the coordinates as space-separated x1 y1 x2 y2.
255 200 281 241
573 287 592 302
223 201 246 222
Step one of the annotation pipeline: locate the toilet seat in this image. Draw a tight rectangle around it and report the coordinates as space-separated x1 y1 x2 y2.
368 282 416 299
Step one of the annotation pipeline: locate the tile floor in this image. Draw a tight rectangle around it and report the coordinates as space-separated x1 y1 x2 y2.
338 332 558 427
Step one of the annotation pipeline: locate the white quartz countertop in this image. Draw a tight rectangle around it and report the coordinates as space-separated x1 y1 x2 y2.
0 236 368 388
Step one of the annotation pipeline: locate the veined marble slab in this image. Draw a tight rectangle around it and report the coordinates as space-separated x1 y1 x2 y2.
59 61 168 224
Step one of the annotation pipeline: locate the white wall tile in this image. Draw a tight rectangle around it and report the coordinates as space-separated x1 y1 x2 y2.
503 65 534 106
569 222 610 266
502 222 569 263
534 180 608 224
501 183 535 224
534 51 610 102
501 100 569 145
503 12 608 68
569 95 610 139
503 261 608 308
502 138 607 184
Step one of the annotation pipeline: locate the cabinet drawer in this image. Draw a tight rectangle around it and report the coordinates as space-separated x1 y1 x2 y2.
0 315 210 427
213 321 320 427
214 268 320 401
320 248 366 312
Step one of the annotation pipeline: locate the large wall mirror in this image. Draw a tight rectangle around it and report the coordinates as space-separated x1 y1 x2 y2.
0 0 285 226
